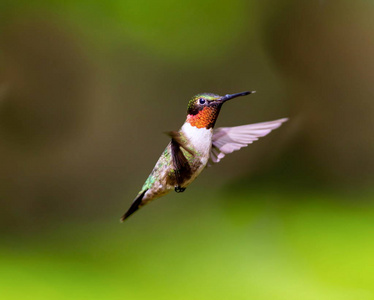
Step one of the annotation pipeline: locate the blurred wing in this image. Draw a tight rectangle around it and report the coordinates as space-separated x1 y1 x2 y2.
209 118 288 165
166 131 193 186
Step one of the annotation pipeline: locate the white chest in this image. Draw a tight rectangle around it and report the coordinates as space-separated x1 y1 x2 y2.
181 123 213 157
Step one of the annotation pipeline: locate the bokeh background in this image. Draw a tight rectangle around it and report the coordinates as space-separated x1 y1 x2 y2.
1 1 374 299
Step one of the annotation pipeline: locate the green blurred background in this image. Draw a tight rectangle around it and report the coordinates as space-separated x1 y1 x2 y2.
1 0 374 299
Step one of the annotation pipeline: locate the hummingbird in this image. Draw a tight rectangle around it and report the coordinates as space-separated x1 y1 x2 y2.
121 91 287 221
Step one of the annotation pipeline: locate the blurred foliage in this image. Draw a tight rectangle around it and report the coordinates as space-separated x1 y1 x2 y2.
1 0 254 63
1 0 374 299
1 188 374 300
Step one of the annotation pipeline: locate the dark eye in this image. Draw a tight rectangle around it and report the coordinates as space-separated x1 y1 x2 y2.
199 98 206 104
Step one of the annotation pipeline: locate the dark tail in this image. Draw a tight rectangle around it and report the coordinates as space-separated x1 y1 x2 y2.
120 189 148 222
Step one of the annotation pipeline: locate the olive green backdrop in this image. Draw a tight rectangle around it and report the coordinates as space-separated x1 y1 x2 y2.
1 1 374 299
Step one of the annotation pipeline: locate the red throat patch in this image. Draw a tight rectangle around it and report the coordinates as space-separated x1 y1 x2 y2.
186 107 219 129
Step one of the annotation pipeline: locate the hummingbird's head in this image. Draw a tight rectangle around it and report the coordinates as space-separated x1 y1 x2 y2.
186 91 254 129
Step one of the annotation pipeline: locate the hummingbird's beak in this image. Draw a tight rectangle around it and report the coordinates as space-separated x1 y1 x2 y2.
219 91 255 103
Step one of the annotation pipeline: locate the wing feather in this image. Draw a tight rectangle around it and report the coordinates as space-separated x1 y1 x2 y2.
166 131 193 186
209 118 288 165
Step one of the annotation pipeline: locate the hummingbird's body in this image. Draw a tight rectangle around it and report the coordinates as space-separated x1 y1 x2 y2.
121 91 287 221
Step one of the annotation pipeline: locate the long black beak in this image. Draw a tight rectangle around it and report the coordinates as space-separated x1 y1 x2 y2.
219 91 255 103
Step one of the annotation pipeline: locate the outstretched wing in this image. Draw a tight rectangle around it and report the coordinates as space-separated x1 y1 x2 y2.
209 118 288 165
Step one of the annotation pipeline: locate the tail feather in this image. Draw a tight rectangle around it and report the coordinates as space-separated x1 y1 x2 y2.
120 189 148 222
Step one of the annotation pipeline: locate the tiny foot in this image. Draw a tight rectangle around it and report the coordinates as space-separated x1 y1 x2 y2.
175 186 186 193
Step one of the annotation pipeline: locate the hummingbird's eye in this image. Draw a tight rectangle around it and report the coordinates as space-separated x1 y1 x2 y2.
199 98 206 104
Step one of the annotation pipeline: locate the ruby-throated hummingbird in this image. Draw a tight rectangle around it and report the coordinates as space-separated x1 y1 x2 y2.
121 91 287 221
